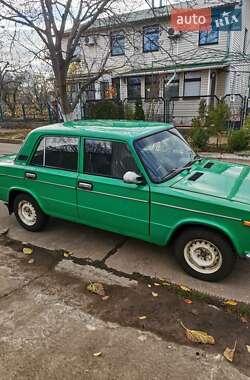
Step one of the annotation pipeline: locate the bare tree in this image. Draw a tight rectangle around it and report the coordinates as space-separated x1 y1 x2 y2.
0 0 130 120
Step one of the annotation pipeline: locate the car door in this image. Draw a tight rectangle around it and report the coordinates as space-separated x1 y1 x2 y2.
25 135 79 219
77 138 150 238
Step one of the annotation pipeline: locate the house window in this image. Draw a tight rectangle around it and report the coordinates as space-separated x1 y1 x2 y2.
31 137 79 172
127 76 141 100
143 25 160 52
84 140 138 178
85 82 95 101
111 31 125 56
112 78 120 100
100 81 110 99
145 75 160 99
184 72 201 97
199 30 219 46
164 74 179 99
243 28 248 53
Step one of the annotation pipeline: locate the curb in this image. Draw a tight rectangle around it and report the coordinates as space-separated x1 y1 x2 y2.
0 138 23 144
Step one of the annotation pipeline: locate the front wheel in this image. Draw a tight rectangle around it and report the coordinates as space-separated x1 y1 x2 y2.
14 193 49 232
174 228 236 282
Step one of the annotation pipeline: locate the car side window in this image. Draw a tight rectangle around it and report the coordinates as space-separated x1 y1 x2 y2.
30 136 79 172
84 139 139 179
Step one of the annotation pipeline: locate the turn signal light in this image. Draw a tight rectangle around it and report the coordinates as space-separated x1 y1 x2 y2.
243 221 250 227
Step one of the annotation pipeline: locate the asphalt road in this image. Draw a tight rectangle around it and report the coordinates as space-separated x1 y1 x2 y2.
1 142 250 303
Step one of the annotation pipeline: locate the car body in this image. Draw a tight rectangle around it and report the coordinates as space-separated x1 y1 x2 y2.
1 120 250 281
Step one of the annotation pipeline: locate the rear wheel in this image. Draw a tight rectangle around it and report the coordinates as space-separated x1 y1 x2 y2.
13 193 48 232
174 228 236 282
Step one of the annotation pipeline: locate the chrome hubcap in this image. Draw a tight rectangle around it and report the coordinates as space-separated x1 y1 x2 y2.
18 201 37 226
184 239 223 274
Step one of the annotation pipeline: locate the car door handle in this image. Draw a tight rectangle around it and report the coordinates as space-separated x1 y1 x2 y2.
78 181 93 191
25 172 37 180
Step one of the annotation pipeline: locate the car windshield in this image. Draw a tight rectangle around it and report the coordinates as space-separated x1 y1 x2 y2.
135 129 196 183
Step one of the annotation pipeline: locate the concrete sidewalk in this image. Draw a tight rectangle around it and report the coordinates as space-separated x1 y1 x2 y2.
0 242 248 380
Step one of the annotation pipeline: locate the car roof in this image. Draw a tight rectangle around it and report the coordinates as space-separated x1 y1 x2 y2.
32 120 173 142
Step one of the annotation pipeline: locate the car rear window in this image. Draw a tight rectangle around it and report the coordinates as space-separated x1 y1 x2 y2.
30 136 79 171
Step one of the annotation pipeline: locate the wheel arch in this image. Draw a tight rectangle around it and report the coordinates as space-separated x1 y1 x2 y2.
8 188 44 214
168 221 237 255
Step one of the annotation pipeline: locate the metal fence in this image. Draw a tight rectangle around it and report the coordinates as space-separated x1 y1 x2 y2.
123 97 165 122
0 101 61 123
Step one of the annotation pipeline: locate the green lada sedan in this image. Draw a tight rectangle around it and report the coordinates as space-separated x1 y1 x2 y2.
1 120 250 282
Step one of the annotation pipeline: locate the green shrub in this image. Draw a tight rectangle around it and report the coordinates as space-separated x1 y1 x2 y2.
190 126 209 150
124 103 134 120
134 98 145 120
228 129 249 152
88 100 122 119
244 116 250 130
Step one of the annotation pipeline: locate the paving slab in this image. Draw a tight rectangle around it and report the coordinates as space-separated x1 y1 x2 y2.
0 203 123 262
106 238 250 304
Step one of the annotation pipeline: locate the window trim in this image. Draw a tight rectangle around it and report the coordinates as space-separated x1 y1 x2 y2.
183 72 201 98
143 24 160 53
198 30 219 46
110 30 125 57
29 135 80 173
83 138 140 180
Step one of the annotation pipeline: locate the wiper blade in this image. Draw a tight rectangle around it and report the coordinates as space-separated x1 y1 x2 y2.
162 165 192 181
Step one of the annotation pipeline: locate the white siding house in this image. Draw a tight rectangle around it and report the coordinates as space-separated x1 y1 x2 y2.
62 0 250 126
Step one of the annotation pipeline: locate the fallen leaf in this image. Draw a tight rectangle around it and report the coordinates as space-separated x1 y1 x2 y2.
93 352 102 357
162 282 171 286
224 341 237 362
154 283 160 287
28 258 35 264
147 284 152 288
63 251 73 258
246 345 250 353
138 316 147 320
224 300 237 306
184 299 193 304
241 316 248 323
23 247 33 255
180 322 215 345
86 282 105 297
180 286 191 292
101 295 110 301
152 292 158 297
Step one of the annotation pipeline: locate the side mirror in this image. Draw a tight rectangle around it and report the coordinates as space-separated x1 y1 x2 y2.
123 171 145 185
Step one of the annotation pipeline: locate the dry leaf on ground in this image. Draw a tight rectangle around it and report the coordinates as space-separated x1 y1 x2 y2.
152 292 158 297
147 284 152 288
23 247 33 255
180 322 215 345
63 251 73 258
241 316 248 323
180 286 191 292
224 300 237 306
224 341 237 362
93 352 102 357
138 316 147 320
154 283 160 287
184 299 193 305
246 345 250 353
86 282 105 296
101 295 110 301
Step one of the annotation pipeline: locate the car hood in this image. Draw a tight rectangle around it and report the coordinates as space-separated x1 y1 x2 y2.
0 154 17 165
171 159 250 205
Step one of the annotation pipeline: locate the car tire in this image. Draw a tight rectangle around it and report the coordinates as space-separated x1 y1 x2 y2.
14 193 49 232
174 228 236 282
